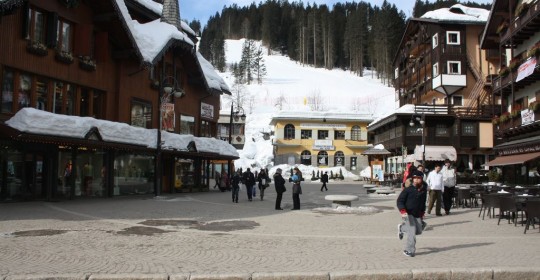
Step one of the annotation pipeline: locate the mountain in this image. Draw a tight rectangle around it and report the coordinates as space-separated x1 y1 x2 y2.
217 39 395 172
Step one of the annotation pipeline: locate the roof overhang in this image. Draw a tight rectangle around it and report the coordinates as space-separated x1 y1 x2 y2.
485 151 540 166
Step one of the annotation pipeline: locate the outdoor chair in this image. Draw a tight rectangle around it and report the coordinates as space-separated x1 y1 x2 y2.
524 200 540 234
498 196 518 226
457 188 472 208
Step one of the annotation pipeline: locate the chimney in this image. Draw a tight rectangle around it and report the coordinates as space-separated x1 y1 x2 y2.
161 0 181 30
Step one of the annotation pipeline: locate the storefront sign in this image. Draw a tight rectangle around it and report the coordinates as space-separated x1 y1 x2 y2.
200 102 214 119
499 144 540 156
516 57 537 82
313 139 335 150
300 123 346 129
521 109 535 125
161 103 175 132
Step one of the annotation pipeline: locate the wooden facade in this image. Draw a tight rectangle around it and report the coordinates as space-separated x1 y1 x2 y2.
0 0 234 201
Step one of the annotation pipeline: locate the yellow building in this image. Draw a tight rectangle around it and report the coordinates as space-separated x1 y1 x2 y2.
270 112 373 172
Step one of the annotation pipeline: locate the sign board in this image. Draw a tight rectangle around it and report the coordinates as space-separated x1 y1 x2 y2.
313 139 335 151
516 57 537 82
371 160 384 182
161 103 175 132
521 109 535 125
200 102 214 119
300 123 346 129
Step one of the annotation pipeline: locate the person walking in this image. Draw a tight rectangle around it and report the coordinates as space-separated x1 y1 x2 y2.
291 167 303 210
320 171 329 191
230 171 241 203
273 168 286 210
426 164 444 216
257 169 270 201
397 170 427 257
442 159 456 214
242 168 256 201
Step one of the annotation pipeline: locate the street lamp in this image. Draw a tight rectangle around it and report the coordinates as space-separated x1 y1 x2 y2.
155 76 185 197
227 104 245 176
409 113 426 165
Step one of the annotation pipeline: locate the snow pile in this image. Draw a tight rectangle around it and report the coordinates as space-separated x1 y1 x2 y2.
266 164 360 180
312 205 381 215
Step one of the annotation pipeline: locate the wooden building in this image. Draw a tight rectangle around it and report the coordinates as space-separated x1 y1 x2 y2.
0 0 237 201
368 4 499 175
481 0 540 184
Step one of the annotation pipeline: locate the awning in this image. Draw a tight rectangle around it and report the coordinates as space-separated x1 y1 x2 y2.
414 145 457 161
485 152 540 167
362 147 391 155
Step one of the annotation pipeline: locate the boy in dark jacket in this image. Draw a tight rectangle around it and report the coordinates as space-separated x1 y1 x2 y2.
396 170 427 257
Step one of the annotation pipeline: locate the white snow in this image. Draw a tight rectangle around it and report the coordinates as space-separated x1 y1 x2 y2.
219 39 396 178
420 4 489 23
196 52 231 93
5 108 238 157
312 205 381 215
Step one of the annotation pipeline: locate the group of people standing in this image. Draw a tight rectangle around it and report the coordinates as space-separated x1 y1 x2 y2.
226 167 304 210
397 159 456 257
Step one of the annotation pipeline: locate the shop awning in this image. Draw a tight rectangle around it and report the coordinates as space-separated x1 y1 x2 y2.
414 145 457 161
362 147 391 155
485 152 540 167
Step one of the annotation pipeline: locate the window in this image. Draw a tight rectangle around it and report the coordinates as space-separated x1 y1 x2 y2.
300 150 311 165
406 126 423 136
334 130 345 140
351 125 361 140
35 78 48 111
447 61 461 74
462 122 477 136
433 63 439 76
432 98 437 105
395 67 399 79
66 84 74 115
446 31 460 45
317 151 328 166
435 124 449 136
452 95 463 106
92 90 105 119
27 7 47 44
1 69 14 113
18 73 32 109
432 33 439 49
318 130 329 140
80 88 89 117
301 129 312 139
334 151 344 166
57 18 72 52
131 100 152 128
284 124 295 139
180 114 195 135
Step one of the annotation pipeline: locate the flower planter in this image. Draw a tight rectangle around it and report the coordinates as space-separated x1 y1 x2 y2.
55 52 74 64
26 42 48 56
79 60 96 71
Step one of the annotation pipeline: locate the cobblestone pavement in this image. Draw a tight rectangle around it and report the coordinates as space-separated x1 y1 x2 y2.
1 181 539 276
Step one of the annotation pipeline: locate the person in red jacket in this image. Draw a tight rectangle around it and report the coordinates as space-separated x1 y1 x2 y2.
396 170 427 257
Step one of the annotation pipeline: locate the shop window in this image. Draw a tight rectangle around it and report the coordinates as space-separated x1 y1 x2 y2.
66 84 74 115
180 114 195 135
57 18 72 52
351 125 361 140
53 81 64 114
301 129 312 139
334 151 344 166
317 151 328 166
435 124 449 136
284 124 295 139
18 73 32 109
1 69 14 113
334 130 345 140
35 78 48 111
447 61 461 74
300 150 311 165
462 122 477 136
318 130 328 140
131 100 152 128
113 154 154 195
446 31 460 45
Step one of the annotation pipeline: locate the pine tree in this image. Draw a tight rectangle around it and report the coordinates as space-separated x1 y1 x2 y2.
240 40 256 84
252 46 267 84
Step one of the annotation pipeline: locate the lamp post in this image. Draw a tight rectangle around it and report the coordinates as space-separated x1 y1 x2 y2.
227 103 245 176
409 113 426 166
155 76 184 197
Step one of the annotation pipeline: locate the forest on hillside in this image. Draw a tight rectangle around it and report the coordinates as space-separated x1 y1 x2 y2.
189 0 491 85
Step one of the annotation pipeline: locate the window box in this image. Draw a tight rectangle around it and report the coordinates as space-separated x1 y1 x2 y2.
509 58 522 72
499 66 510 77
55 50 74 64
26 41 48 56
527 41 540 58
492 116 499 125
529 101 540 112
499 112 510 123
79 56 96 71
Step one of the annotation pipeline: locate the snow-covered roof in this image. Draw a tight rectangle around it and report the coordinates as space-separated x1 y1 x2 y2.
5 108 238 158
368 104 416 128
132 0 198 37
270 111 373 124
420 4 489 23
112 0 229 94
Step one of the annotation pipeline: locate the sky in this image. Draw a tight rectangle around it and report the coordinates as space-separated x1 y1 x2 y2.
180 0 494 25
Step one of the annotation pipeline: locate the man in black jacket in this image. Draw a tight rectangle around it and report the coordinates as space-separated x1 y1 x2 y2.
273 168 286 210
396 170 427 257
242 168 256 201
320 171 329 191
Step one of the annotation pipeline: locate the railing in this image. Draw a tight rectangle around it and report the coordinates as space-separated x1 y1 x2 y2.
501 1 540 46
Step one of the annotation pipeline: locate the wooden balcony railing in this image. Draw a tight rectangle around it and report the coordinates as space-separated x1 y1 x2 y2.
501 1 540 46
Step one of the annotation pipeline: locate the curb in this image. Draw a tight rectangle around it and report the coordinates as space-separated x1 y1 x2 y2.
3 267 540 280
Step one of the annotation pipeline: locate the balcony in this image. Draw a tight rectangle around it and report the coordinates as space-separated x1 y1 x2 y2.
432 74 466 95
496 110 540 137
493 57 540 94
501 1 540 47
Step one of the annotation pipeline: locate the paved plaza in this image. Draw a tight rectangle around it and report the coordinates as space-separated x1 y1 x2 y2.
1 181 540 279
